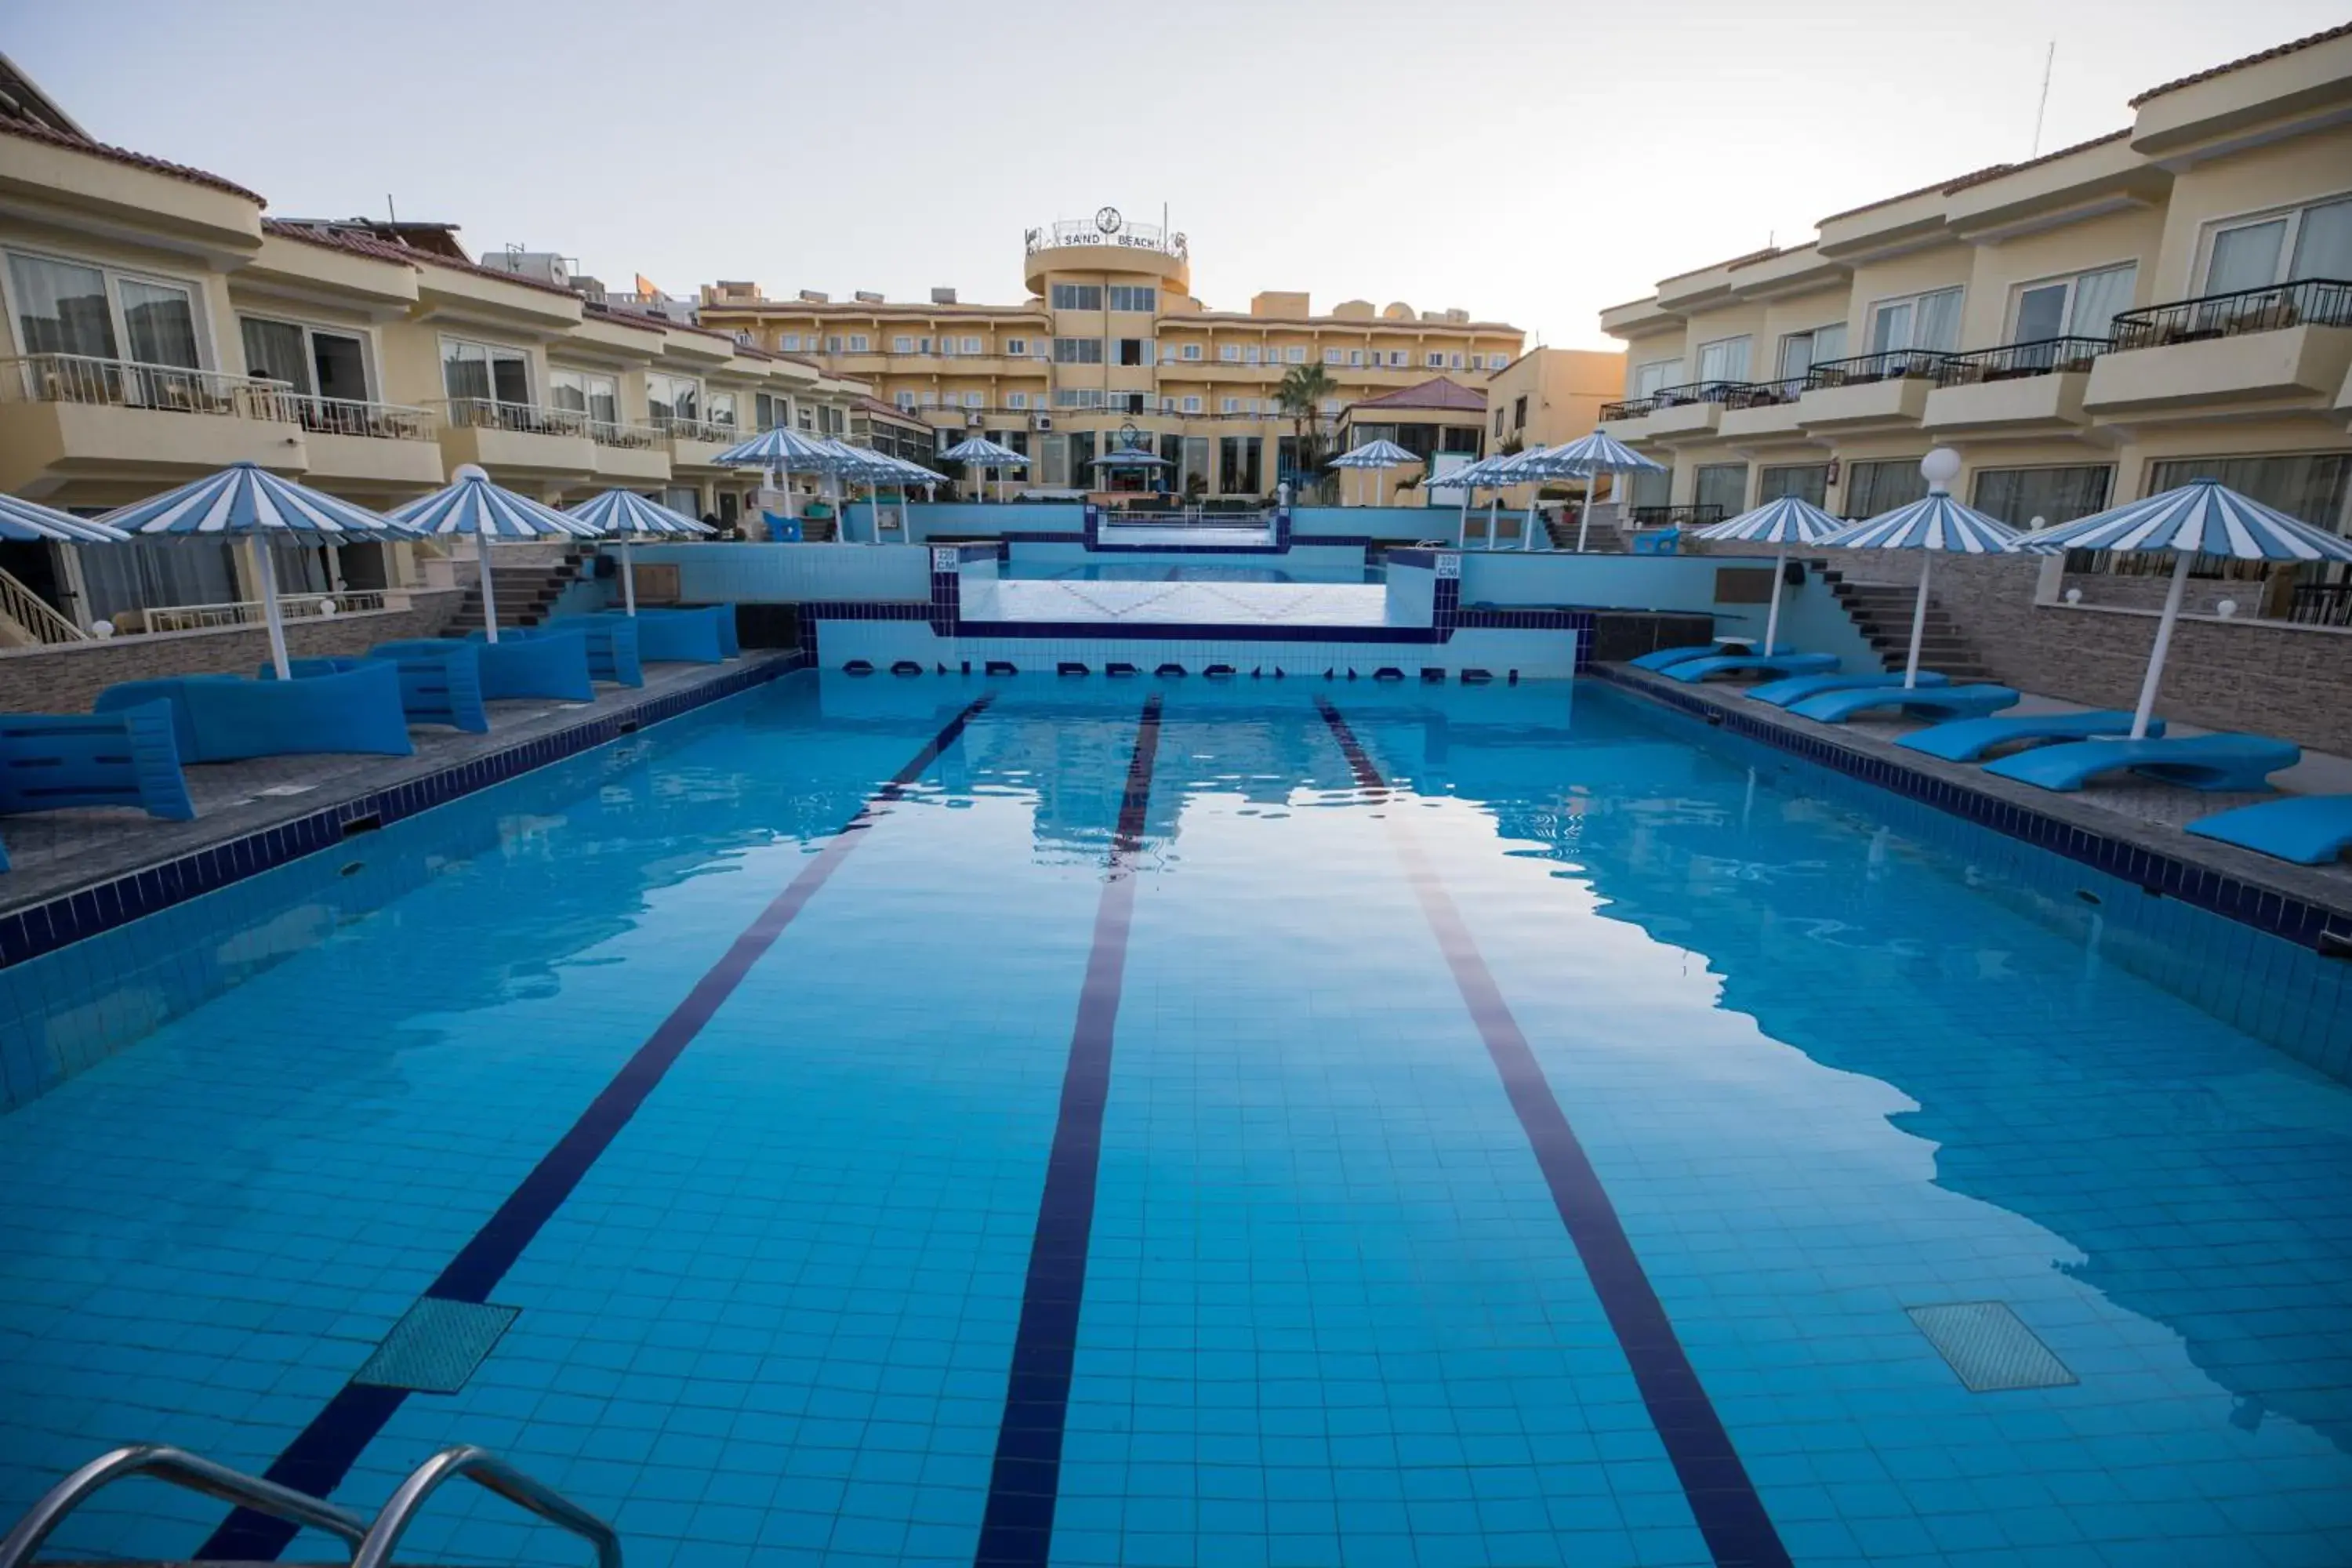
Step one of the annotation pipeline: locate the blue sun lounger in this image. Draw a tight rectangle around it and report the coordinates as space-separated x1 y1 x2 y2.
0 703 196 869
1896 710 2162 763
2186 795 2352 865
1664 652 1838 684
1788 684 2020 724
1628 642 1793 672
1747 670 1950 707
1982 733 2301 793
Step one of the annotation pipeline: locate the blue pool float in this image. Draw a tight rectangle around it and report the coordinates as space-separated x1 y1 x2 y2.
263 648 490 735
524 617 645 687
1982 733 2302 793
1787 684 2020 724
93 663 412 763
1628 642 1794 672
1897 710 2162 763
0 702 196 869
1664 652 1838 684
1746 670 1951 707
2186 795 2352 865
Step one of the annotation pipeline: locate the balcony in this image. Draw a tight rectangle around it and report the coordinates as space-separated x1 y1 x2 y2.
586 417 672 484
2085 279 2352 422
1923 336 2111 436
0 354 304 492
431 397 596 481
1630 504 1726 531
276 394 445 488
660 415 746 469
1795 350 1953 431
1715 376 1811 441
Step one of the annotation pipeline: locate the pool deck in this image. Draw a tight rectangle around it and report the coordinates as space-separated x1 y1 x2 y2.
0 655 796 927
1602 663 2352 931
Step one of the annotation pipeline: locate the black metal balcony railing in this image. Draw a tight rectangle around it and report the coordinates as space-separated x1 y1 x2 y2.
1722 376 1807 408
1931 336 2114 387
1604 377 1806 421
1630 503 1726 529
1802 349 1956 390
1599 394 1664 422
2107 278 2352 351
2288 582 2352 627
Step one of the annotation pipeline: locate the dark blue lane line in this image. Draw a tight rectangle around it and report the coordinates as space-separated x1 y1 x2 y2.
198 695 996 1562
973 695 1163 1568
1315 698 1792 1568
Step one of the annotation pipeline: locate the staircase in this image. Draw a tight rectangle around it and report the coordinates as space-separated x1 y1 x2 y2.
440 545 596 636
1818 564 1996 680
796 513 838 543
1545 507 1626 552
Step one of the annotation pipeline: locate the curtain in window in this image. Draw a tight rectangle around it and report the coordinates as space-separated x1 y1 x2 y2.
2289 197 2352 281
1969 465 2113 528
1812 323 1847 363
241 318 311 393
442 343 491 401
2150 454 2352 533
1777 334 1814 381
1629 468 1671 511
1693 463 1748 516
1696 338 1750 383
8 254 117 358
1758 464 1829 506
78 539 239 622
2207 220 2285 293
119 280 199 368
270 540 330 594
2065 266 2137 339
1913 289 1963 352
1843 459 1929 518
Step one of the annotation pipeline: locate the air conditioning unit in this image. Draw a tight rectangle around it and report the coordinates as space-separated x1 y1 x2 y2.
1033 414 1054 431
966 412 984 427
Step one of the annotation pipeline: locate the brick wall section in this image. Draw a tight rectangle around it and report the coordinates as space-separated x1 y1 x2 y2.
1680 536 2350 753
0 591 464 713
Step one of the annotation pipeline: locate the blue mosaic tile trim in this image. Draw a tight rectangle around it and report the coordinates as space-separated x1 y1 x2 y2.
953 619 1446 644
0 654 805 972
1595 665 2352 953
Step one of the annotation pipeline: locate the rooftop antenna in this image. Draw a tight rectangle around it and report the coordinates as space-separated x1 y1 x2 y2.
2030 40 2056 157
387 193 397 224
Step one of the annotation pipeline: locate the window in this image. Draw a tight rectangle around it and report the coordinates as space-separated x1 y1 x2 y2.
1868 287 1962 354
1318 397 1341 416
1285 347 1305 364
1040 434 1069 486
440 337 530 407
1493 410 1505 437
1218 434 1262 495
549 368 618 428
1425 351 1444 368
2149 453 2350 537
1243 345 1260 365
1843 459 1929 518
895 390 917 411
1119 338 1145 366
1512 394 1527 429
1777 324 1846 381
1388 350 1407 367
709 390 739 429
8 250 205 369
1050 283 1103 310
1005 337 1028 356
1181 343 1202 361
1053 337 1103 363
1220 344 1240 362
1630 358 1680 397
1449 352 1465 368
754 392 792 430
893 335 914 353
847 334 869 352
1221 397 1241 413
1348 349 1364 366
1007 391 1029 410
962 336 982 354
1757 463 1829 508
1693 463 1748 516
822 404 845 434
825 335 842 353
1630 468 1671 512
1970 464 2113 528
797 405 814 430
778 333 801 351
1695 336 1751 383
1324 348 1344 365
240 315 370 402
1107 285 1156 312
1054 388 1106 408
2205 196 2352 292
1182 395 1202 413
2012 263 2138 342
646 372 701 426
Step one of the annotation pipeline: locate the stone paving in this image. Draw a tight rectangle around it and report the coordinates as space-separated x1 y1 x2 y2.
0 655 792 916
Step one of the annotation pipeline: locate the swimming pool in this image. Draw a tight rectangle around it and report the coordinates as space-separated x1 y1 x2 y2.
2 673 2347 1566
1003 561 1383 584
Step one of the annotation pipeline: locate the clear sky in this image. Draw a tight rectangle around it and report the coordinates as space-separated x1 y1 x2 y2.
5 0 2344 348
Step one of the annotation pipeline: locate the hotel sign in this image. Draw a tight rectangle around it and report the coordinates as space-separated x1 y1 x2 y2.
1027 212 1189 261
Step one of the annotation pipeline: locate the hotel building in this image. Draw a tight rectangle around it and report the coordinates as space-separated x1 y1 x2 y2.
1595 21 2352 622
695 213 1527 499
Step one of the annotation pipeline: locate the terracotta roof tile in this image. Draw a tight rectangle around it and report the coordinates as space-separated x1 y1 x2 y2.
2131 21 2352 106
0 116 263 203
1940 129 2133 192
1348 376 1486 412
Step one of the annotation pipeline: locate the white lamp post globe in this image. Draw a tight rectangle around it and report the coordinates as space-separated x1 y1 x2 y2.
453 463 490 484
2216 598 2238 619
1919 448 1962 491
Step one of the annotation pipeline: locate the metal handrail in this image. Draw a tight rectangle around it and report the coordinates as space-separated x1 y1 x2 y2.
354 1446 620 1568
0 354 299 421
0 1444 369 1567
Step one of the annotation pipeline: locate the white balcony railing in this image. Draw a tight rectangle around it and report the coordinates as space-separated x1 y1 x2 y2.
1 354 299 422
653 415 739 444
0 564 87 644
134 590 390 635
275 394 437 441
434 398 666 449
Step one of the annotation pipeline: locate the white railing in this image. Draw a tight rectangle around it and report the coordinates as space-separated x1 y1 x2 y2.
276 394 437 441
434 397 666 450
0 564 87 644
0 354 298 422
655 415 739 444
136 590 389 634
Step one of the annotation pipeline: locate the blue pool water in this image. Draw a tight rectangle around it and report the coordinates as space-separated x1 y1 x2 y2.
1004 561 1382 584
2 673 2349 1567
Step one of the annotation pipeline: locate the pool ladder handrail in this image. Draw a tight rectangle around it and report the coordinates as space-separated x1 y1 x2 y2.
0 1442 621 1568
0 1443 368 1566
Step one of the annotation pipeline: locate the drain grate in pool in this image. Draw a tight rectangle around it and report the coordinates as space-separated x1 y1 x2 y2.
1906 1301 2077 1392
353 1298 519 1393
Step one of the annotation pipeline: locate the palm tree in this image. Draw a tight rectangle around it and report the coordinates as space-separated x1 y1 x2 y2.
1275 362 1338 489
